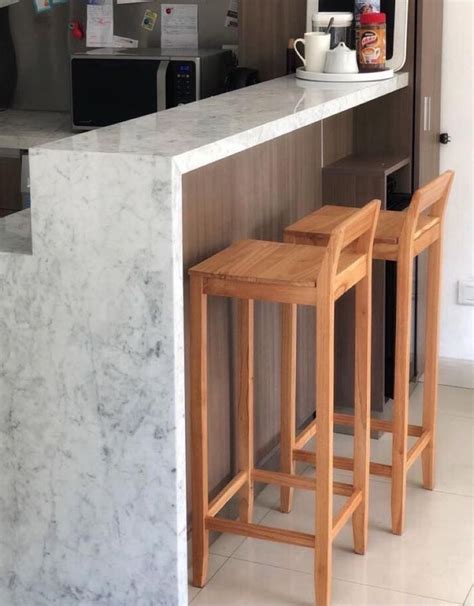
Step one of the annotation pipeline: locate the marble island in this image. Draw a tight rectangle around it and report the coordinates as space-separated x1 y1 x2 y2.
0 72 408 606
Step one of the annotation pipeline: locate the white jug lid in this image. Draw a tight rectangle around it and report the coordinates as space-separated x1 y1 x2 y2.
313 12 354 27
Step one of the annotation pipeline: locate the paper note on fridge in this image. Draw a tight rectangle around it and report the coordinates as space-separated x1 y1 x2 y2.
161 4 198 49
86 2 114 48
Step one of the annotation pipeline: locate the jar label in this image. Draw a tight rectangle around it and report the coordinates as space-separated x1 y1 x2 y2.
359 29 384 64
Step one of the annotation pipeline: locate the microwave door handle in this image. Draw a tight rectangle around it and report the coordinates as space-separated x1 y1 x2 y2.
157 60 170 112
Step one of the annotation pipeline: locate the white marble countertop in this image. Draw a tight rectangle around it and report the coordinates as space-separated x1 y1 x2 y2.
0 209 32 254
0 110 72 150
40 73 409 173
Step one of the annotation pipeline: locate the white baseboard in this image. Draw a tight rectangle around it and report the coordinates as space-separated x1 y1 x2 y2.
420 357 474 389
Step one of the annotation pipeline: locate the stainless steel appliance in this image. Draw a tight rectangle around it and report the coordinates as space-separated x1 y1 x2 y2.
71 48 232 130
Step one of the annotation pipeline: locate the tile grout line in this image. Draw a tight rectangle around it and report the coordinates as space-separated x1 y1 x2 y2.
228 553 463 605
190 553 230 604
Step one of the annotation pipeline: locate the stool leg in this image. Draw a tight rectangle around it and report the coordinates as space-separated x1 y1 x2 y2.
352 273 371 555
391 259 414 536
237 299 255 523
421 240 442 490
315 296 334 606
280 303 297 513
190 275 209 587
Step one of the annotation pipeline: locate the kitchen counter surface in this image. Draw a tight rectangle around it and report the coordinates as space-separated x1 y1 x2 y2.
0 73 409 606
43 73 409 173
0 110 71 150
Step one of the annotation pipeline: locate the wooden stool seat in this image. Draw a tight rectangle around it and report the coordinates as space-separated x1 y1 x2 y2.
191 239 366 295
189 202 380 605
281 171 455 536
285 205 441 258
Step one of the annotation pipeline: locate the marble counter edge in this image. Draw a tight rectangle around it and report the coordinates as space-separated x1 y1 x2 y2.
173 72 410 174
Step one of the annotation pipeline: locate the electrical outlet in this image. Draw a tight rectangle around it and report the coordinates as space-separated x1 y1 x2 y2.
458 279 474 306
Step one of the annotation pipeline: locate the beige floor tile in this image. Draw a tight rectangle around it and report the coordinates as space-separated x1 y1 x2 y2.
188 554 228 603
191 557 458 605
464 585 474 606
329 385 474 497
233 479 473 604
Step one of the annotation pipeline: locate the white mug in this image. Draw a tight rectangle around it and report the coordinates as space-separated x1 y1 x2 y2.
294 32 331 73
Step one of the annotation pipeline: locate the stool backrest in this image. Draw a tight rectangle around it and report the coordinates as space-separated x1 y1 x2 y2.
400 170 455 257
412 170 455 218
317 200 381 298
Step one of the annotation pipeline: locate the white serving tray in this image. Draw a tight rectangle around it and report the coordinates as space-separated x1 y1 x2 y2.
296 67 395 83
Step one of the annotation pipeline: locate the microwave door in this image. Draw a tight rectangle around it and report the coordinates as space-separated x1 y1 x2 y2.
157 60 170 112
72 58 163 129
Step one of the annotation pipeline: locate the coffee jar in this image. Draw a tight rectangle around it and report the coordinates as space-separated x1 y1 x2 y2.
358 12 386 72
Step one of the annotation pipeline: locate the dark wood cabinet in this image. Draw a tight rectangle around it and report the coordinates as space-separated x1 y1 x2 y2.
322 154 411 414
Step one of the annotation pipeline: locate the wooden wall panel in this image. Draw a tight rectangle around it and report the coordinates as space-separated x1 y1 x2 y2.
183 123 322 504
239 0 306 81
323 110 354 167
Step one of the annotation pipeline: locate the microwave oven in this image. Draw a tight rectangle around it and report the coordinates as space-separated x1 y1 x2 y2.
71 48 232 130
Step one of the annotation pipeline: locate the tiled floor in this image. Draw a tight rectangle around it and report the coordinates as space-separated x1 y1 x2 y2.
188 384 474 605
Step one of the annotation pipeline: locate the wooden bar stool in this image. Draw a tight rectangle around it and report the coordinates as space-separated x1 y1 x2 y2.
189 201 380 606
282 171 454 536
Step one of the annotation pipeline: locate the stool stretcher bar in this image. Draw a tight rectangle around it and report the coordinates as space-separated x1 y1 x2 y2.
293 414 424 462
332 490 362 539
252 469 354 497
206 517 316 549
205 475 362 546
294 429 433 481
293 449 393 478
406 431 432 470
207 471 248 518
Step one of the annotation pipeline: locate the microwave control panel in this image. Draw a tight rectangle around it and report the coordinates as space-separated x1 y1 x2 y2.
168 61 198 107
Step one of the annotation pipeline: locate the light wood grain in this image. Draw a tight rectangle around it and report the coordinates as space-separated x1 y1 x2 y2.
237 299 255 523
293 449 393 478
332 490 363 539
190 275 209 588
207 471 248 518
314 230 338 606
280 303 297 513
206 517 315 549
252 469 354 498
420 172 454 489
239 0 306 81
352 201 378 555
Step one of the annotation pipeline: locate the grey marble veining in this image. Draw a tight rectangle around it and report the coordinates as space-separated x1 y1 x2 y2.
0 73 409 605
0 152 187 606
0 110 71 150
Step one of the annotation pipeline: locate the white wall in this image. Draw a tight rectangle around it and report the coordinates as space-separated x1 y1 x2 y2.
439 0 474 361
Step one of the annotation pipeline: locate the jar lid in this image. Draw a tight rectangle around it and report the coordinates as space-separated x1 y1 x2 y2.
360 12 386 24
313 12 354 27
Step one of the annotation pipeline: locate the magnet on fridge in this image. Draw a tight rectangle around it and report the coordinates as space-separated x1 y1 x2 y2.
142 9 158 32
69 21 84 40
32 0 52 13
